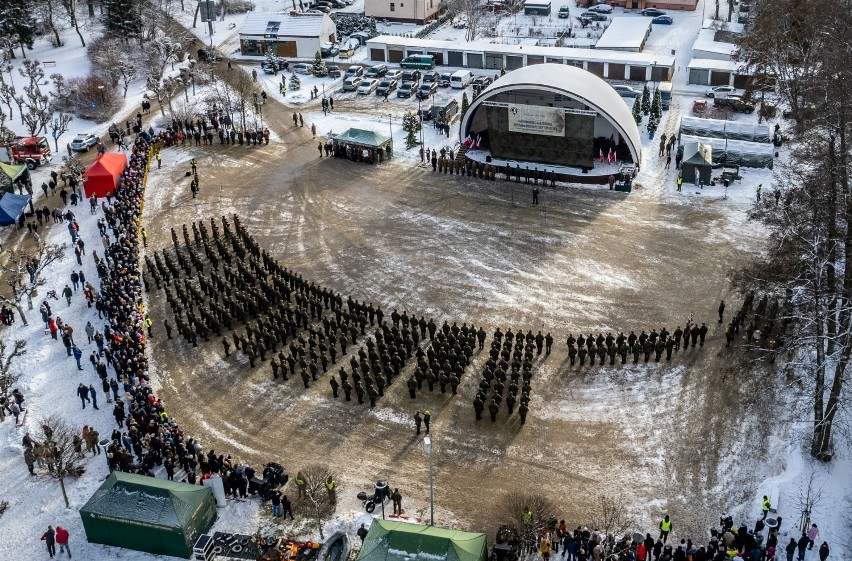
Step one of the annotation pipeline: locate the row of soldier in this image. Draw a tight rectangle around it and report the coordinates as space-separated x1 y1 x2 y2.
564 324 708 366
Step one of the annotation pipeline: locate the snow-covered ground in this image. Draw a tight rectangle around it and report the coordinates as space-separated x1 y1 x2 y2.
0 0 848 560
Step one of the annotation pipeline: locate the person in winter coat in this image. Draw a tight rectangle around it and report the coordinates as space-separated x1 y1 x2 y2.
807 524 819 549
62 285 73 305
797 533 810 561
785 538 797 561
48 317 58 339
42 525 56 557
76 384 90 408
24 447 36 474
357 523 368 543
55 526 70 557
818 542 829 561
72 346 82 370
89 384 99 410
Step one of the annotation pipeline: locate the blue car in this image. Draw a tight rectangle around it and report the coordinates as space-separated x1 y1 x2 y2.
653 15 673 24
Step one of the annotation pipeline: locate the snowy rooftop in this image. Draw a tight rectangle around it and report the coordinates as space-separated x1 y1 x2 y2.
702 18 745 34
240 12 330 37
693 29 738 57
686 57 745 72
367 35 676 66
595 17 652 51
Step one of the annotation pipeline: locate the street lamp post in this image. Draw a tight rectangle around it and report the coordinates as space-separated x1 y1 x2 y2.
422 436 434 526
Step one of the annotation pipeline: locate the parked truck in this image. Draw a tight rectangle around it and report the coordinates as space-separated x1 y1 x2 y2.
0 136 53 169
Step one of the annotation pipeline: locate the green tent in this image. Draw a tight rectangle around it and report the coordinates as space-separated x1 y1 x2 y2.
0 162 30 194
80 472 217 559
357 520 487 561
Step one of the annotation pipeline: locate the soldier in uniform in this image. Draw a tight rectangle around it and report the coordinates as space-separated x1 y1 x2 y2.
329 376 339 398
568 344 577 365
699 323 708 347
607 343 616 365
488 399 499 423
578 345 587 366
665 336 674 360
518 402 528 425
164 319 173 339
301 369 311 388
407 376 417 399
342 379 353 401
473 396 484 420
545 332 553 354
271 357 280 378
506 392 516 415
449 374 460 395
632 342 641 363
654 339 665 362
619 341 629 364
354 382 365 404
222 337 230 356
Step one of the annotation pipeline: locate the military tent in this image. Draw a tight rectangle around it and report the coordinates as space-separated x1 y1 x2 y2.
82 152 127 198
0 193 32 226
0 162 31 194
356 520 487 561
681 142 713 185
80 471 217 559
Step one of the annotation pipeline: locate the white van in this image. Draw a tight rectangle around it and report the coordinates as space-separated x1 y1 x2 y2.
450 70 473 89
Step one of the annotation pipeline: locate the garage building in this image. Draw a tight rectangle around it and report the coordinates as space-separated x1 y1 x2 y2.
595 17 652 52
239 12 337 59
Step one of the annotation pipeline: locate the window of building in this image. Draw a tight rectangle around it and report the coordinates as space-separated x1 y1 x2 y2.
265 21 281 33
390 2 395 10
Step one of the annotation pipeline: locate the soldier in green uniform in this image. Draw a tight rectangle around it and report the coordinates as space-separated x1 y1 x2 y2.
329 376 339 398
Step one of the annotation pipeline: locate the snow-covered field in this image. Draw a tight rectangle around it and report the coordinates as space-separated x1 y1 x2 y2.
0 1 849 561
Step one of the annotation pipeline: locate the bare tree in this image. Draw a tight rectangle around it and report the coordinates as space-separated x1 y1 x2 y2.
501 492 558 555
299 465 337 539
49 112 73 151
795 471 824 533
21 84 51 136
40 415 84 508
447 0 487 41
37 0 65 48
60 0 86 46
592 495 636 558
0 339 26 423
0 244 67 325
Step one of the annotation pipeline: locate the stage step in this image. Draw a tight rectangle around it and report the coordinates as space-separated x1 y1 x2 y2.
455 146 469 161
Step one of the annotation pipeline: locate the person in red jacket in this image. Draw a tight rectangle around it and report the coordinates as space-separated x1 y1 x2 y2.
636 542 647 561
55 526 71 557
48 317 59 340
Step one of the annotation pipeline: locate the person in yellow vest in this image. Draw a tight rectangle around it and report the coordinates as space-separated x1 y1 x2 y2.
325 476 336 502
659 515 672 543
676 175 683 192
522 507 532 525
144 315 153 337
761 495 771 520
295 471 306 499
540 537 552 561
155 151 161 169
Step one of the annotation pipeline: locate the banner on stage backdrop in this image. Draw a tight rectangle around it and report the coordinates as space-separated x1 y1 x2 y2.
507 104 565 137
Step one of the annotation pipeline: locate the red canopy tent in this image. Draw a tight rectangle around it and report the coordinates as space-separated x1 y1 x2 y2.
83 152 127 198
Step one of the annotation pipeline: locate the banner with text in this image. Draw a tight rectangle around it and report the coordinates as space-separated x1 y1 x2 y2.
507 104 566 137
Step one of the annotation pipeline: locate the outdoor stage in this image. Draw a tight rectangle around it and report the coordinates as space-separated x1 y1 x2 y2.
463 148 634 185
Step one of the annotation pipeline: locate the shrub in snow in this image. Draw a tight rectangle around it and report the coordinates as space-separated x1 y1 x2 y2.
57 75 122 122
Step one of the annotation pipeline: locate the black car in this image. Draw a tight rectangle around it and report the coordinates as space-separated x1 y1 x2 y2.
418 106 433 120
376 78 398 96
327 64 342 78
197 48 222 63
558 5 570 18
579 11 608 20
416 82 438 100
714 95 755 113
400 70 421 84
641 7 666 16
397 82 416 98
472 76 493 88
321 44 339 58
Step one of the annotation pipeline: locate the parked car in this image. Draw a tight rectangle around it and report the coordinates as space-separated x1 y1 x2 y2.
358 78 379 94
386 69 402 82
652 15 673 24
438 72 452 87
376 79 398 96
327 64 342 78
400 70 421 84
292 63 312 74
70 132 99 152
342 76 364 91
308 4 331 12
366 64 389 78
416 81 438 99
261 58 288 73
197 47 222 62
345 65 364 78
588 3 613 12
558 5 570 17
397 82 416 98
422 70 439 83
321 43 340 57
418 106 433 120
579 11 608 20
612 84 639 97
329 0 347 7
714 94 755 113
472 76 493 88
704 85 736 98
641 7 666 15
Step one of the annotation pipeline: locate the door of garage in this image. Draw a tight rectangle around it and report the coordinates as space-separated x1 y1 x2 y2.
277 41 297 57
628 65 646 81
468 53 484 68
370 48 386 62
447 51 464 67
608 63 625 80
427 51 444 65
505 55 523 70
388 49 404 63
710 71 731 86
484 53 502 69
586 61 604 77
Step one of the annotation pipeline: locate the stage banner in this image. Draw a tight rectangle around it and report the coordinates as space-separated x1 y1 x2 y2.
507 104 565 137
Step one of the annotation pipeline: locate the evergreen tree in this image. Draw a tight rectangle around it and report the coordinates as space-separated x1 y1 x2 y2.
650 89 662 120
312 51 328 77
0 1 37 57
641 83 651 115
461 92 470 116
102 0 141 36
632 96 642 125
402 112 421 149
289 73 301 90
647 114 658 136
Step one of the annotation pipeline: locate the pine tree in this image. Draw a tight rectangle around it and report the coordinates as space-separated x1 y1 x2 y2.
312 51 328 77
0 1 37 56
289 73 301 90
641 84 651 115
461 92 470 116
632 96 642 125
402 111 420 150
650 89 662 120
647 114 658 136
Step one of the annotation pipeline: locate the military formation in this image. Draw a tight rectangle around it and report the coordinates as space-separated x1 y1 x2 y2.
473 328 552 425
724 291 789 349
564 322 708 367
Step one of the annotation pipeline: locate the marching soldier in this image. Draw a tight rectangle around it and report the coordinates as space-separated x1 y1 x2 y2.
488 399 499 422
473 396 484 420
222 337 230 357
518 402 528 425
342 379 353 401
407 376 417 399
